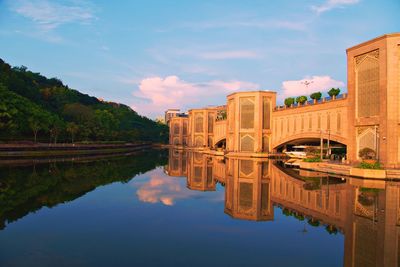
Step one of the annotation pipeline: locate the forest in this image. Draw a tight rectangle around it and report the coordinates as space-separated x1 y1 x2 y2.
0 58 168 143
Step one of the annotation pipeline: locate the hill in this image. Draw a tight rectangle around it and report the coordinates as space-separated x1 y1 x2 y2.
0 59 168 143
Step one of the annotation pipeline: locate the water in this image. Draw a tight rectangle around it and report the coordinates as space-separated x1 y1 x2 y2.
0 149 397 267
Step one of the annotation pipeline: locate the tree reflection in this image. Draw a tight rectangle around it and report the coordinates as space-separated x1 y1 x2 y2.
0 150 167 230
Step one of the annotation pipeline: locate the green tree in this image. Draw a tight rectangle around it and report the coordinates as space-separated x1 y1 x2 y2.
328 88 340 98
28 110 49 143
93 110 118 140
296 95 308 105
66 122 79 143
49 116 64 144
0 58 169 143
310 92 322 101
0 102 17 131
284 97 295 107
63 103 94 123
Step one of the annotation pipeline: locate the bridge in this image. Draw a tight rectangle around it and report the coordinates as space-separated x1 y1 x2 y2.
168 34 400 168
271 95 349 150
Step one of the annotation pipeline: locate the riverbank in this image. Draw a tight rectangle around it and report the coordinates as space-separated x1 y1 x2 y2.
0 142 160 158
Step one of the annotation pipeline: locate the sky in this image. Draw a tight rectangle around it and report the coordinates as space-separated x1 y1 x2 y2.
0 0 399 118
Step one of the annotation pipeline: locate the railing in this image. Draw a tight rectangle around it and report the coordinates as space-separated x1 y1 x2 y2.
274 93 348 111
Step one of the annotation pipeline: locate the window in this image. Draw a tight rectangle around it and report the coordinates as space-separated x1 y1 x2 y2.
240 97 255 129
208 113 214 132
195 113 204 133
356 50 380 117
183 122 187 135
262 97 271 129
174 123 179 135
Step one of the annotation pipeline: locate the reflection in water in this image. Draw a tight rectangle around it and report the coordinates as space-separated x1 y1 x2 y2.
0 150 167 230
137 171 196 206
165 149 400 267
225 159 273 221
1 149 400 266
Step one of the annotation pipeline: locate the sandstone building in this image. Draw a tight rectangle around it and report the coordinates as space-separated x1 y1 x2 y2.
168 34 400 168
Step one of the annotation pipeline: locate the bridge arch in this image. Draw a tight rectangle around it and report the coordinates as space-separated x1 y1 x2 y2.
214 138 226 148
273 132 348 152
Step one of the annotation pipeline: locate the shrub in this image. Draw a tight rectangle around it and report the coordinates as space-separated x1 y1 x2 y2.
296 95 308 104
326 225 338 235
282 208 293 216
358 161 382 169
284 97 295 107
358 147 376 160
305 146 319 156
294 213 305 221
308 218 320 227
310 92 322 101
328 88 340 97
303 157 322 162
360 187 380 193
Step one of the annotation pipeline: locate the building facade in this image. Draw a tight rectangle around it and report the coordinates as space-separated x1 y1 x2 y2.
167 34 400 167
169 115 189 146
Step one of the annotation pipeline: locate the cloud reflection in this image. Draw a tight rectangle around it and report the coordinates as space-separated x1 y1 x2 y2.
136 170 195 206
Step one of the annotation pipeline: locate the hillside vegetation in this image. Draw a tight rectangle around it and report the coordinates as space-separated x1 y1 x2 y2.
0 59 168 143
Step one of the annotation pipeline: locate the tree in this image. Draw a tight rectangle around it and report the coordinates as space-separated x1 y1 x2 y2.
284 97 295 107
0 58 170 144
0 102 17 131
93 110 118 140
48 116 64 144
296 95 308 105
28 110 49 143
359 147 376 160
328 88 340 98
63 103 94 123
310 92 322 102
66 122 79 143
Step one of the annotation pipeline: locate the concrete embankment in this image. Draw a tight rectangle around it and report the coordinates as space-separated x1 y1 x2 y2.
0 142 157 158
298 161 400 180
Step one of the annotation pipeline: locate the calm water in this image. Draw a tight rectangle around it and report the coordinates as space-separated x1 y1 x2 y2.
0 149 398 267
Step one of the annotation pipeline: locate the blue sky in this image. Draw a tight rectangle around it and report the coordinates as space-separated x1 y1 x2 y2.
0 0 399 118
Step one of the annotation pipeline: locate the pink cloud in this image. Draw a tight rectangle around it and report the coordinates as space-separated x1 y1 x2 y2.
136 172 195 206
280 75 345 100
131 75 259 117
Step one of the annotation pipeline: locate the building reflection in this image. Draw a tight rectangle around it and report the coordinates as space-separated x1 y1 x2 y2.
224 158 273 221
165 149 400 267
164 149 187 177
186 152 215 191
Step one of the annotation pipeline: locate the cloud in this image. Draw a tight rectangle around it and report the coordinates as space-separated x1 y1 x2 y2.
178 19 308 32
136 172 196 206
135 168 224 206
10 0 95 30
311 0 360 14
200 50 259 60
131 75 260 117
281 75 345 99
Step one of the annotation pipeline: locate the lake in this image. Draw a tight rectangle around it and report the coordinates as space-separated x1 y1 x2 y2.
0 149 398 267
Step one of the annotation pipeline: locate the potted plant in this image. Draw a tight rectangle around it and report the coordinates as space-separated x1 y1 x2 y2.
358 147 376 164
328 88 340 100
310 92 322 104
284 97 295 107
296 95 308 105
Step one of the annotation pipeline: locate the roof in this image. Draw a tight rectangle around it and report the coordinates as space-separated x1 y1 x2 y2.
346 33 400 52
